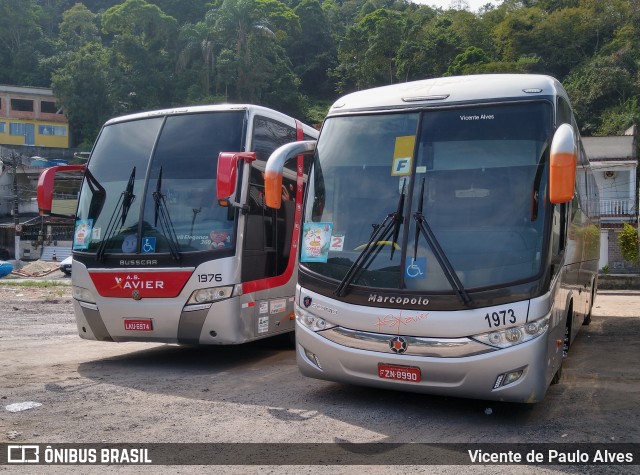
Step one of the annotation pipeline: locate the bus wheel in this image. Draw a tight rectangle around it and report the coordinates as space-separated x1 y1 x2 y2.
551 363 562 385
583 285 595 326
552 315 571 385
561 316 571 358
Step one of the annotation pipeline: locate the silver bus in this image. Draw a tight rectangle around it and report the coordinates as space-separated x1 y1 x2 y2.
264 75 600 402
38 104 317 344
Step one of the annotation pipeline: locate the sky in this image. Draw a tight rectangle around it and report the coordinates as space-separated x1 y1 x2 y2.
412 0 503 13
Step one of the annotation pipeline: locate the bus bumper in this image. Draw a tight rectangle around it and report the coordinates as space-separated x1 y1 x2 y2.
295 321 552 403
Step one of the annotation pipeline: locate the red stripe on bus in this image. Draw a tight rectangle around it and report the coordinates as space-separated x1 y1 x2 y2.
90 271 192 298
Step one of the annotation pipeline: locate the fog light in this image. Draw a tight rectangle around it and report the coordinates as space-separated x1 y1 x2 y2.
503 369 524 386
303 347 322 369
494 368 525 389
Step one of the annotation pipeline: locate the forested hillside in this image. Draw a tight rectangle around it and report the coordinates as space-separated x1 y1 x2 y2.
1 0 638 147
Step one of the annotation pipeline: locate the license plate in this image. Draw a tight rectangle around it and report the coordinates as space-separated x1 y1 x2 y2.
378 364 421 382
124 319 153 331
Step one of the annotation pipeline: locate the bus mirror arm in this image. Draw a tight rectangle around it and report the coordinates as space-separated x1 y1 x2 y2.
217 152 257 209
264 141 317 209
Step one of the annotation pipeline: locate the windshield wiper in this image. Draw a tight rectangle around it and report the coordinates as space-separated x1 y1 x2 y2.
334 180 406 298
96 167 136 262
152 167 181 261
413 178 473 307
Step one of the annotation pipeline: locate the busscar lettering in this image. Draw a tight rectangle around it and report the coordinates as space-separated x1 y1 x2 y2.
119 259 158 266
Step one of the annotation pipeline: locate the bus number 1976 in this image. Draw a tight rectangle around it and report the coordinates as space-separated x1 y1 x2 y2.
484 309 516 328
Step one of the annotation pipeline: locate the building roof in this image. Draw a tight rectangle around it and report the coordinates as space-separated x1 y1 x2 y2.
0 84 54 97
582 135 636 161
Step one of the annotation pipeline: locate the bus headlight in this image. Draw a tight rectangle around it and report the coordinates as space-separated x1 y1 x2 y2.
295 304 336 332
472 315 549 349
72 285 96 304
187 285 235 305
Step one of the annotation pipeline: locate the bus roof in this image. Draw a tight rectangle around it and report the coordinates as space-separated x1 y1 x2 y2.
329 74 569 114
104 104 318 136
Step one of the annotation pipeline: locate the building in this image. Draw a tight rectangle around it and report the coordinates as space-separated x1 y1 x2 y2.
0 85 69 149
583 125 639 273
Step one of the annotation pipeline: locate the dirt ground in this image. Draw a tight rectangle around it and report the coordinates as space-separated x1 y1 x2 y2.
0 282 638 474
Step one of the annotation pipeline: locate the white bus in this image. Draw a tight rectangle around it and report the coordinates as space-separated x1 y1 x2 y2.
37 104 317 344
264 75 600 402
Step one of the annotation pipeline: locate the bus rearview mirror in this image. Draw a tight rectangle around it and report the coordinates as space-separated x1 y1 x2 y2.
37 165 86 217
216 152 256 207
549 123 577 204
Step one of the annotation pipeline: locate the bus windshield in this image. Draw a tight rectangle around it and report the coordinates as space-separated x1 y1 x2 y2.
74 111 244 255
303 102 551 292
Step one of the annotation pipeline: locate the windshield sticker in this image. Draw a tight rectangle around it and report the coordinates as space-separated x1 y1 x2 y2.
121 234 137 253
92 227 101 240
209 230 230 249
301 222 333 263
259 301 269 314
141 237 156 253
405 257 426 280
330 233 345 252
73 219 93 250
391 135 416 176
416 166 427 174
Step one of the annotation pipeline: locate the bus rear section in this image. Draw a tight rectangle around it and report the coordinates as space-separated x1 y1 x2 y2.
264 75 599 402
38 104 318 345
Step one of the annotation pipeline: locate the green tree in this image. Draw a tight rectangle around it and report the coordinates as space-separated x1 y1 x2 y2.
618 223 639 266
287 0 336 98
446 46 490 76
334 8 405 91
564 56 635 134
59 3 100 49
214 0 301 104
0 0 51 85
101 0 179 112
177 11 219 97
51 42 114 148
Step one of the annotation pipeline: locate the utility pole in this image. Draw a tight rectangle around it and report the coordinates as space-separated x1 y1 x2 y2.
9 152 21 260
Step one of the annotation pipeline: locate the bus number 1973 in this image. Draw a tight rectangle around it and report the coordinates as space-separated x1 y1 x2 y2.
484 309 516 328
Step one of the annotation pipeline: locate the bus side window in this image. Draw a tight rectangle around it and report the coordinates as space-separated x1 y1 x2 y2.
242 116 297 282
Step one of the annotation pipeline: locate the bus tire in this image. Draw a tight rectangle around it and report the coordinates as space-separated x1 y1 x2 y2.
583 284 595 326
552 311 571 385
551 363 562 385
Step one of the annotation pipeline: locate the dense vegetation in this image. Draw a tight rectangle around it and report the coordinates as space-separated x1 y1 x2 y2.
1 0 639 147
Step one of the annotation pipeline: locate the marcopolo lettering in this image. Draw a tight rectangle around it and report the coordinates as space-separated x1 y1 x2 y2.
368 294 429 306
